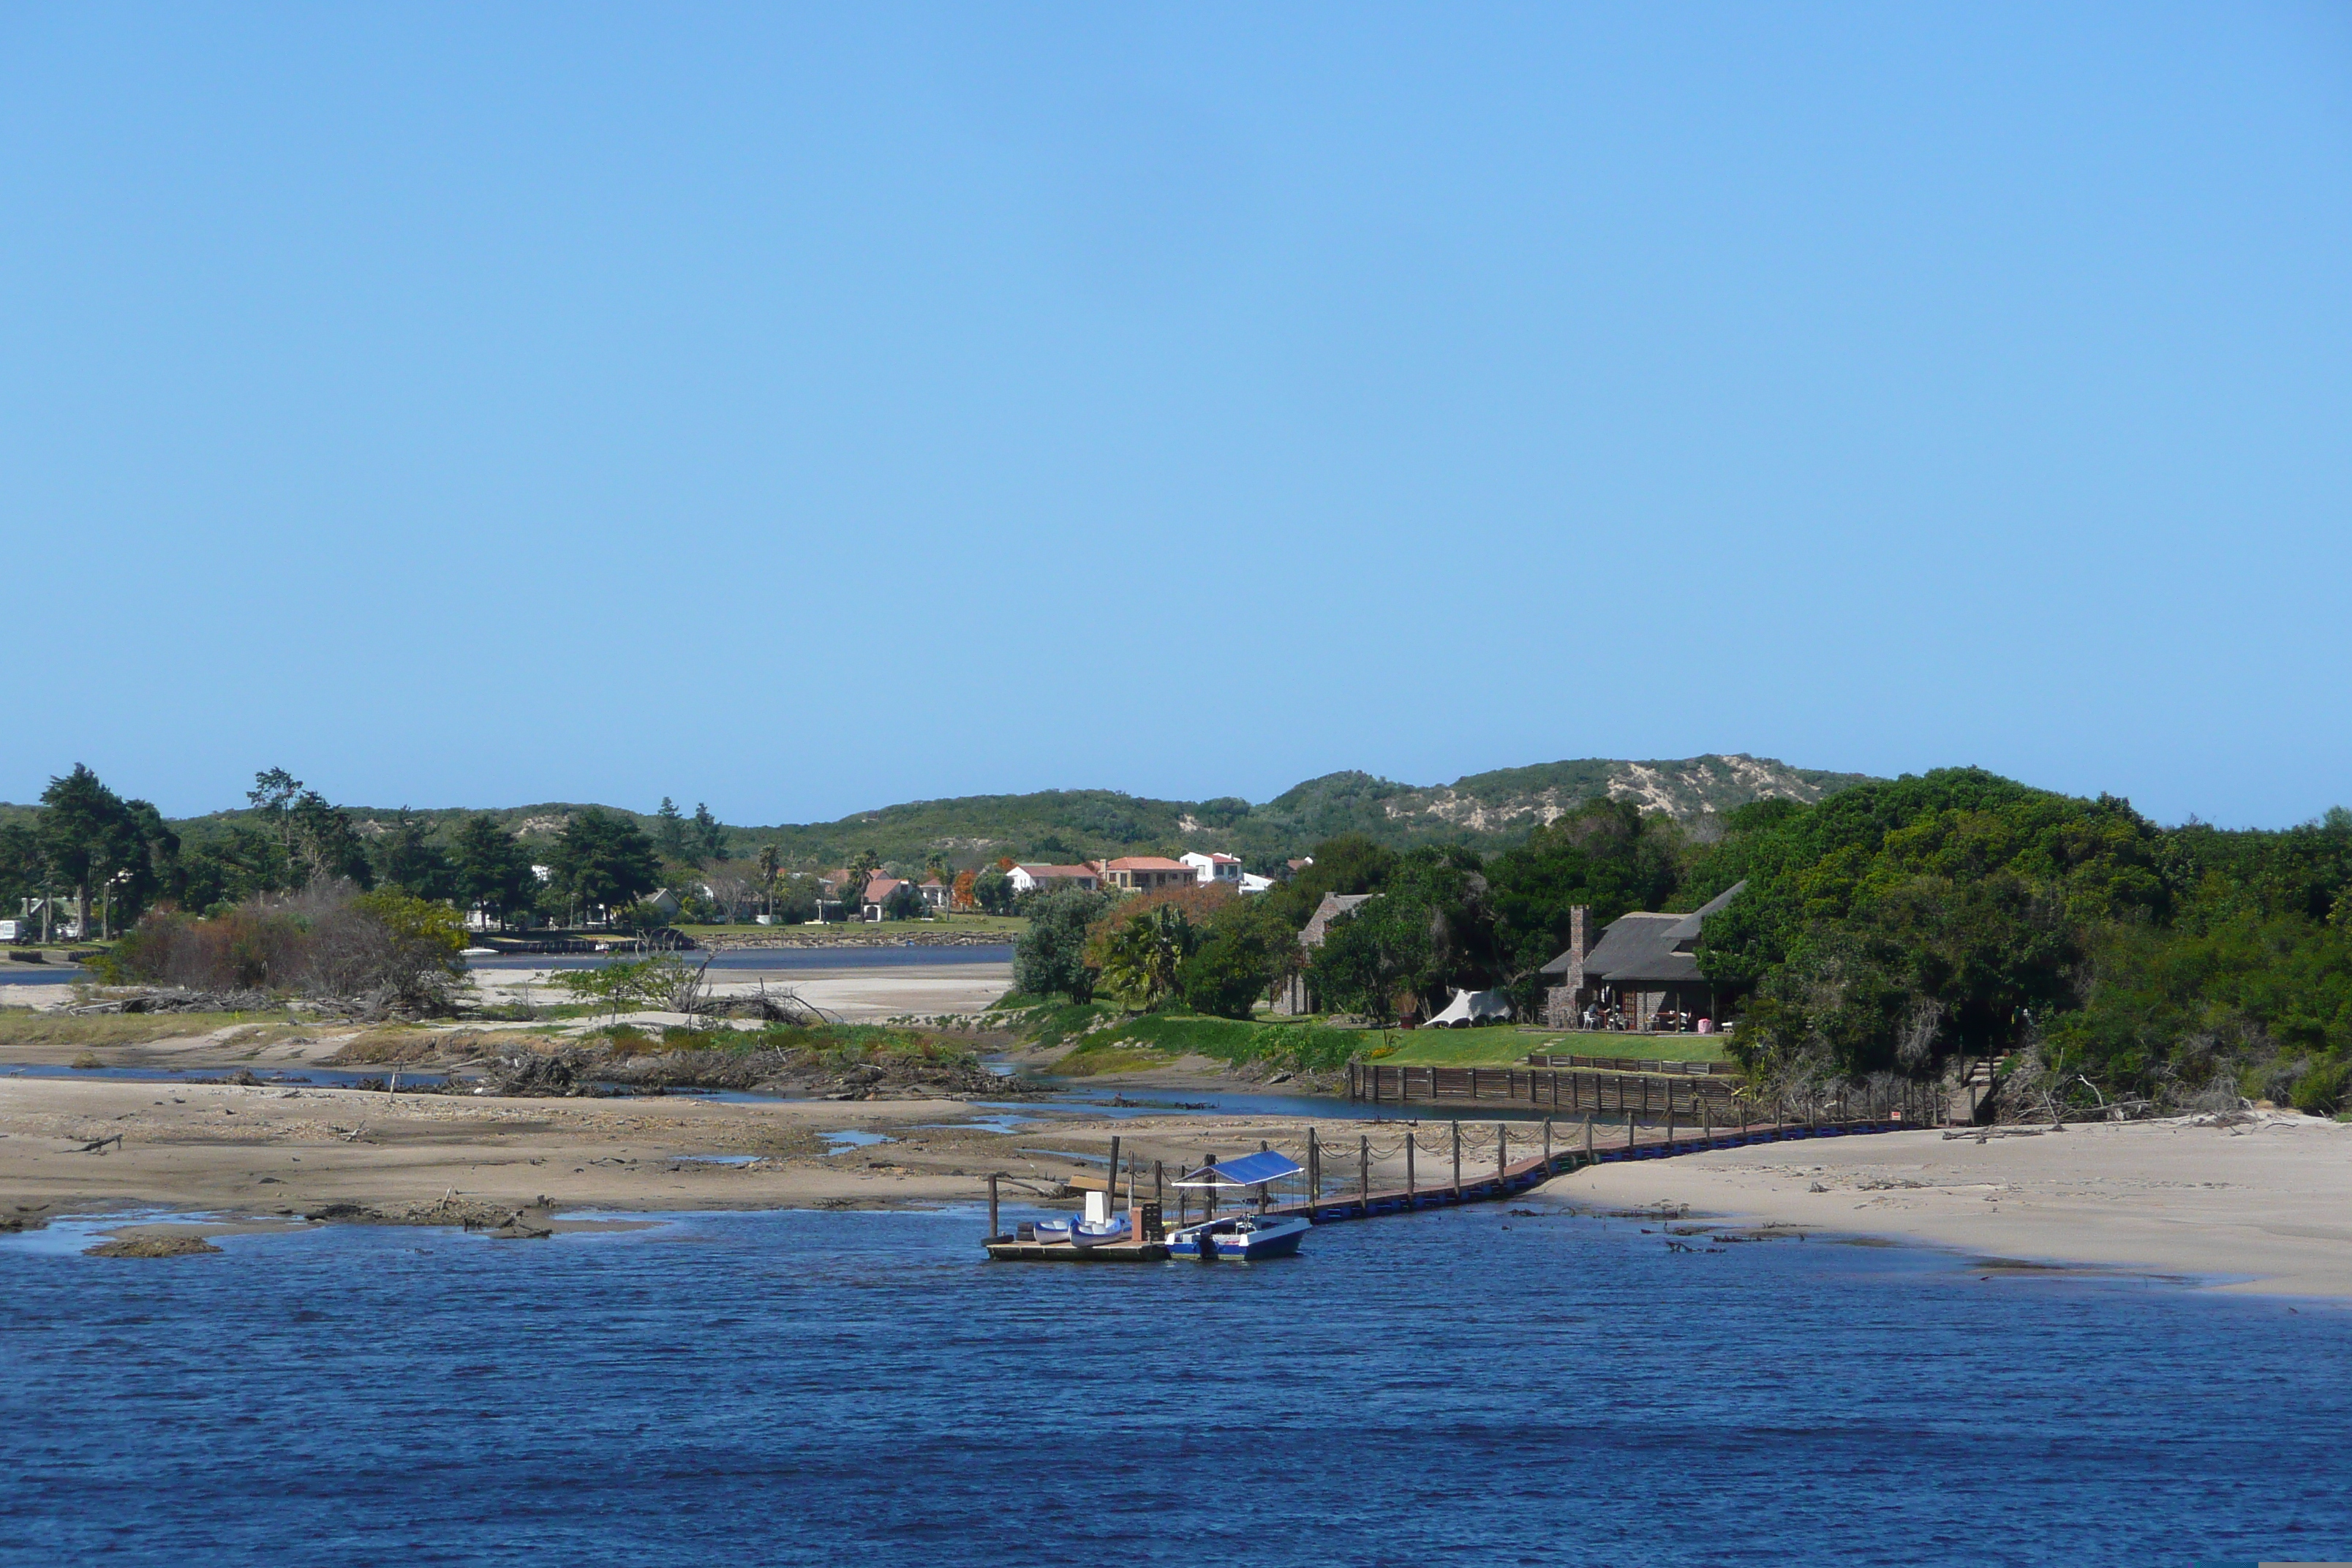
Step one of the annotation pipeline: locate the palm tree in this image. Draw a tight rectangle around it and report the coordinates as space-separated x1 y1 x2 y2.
756 843 780 919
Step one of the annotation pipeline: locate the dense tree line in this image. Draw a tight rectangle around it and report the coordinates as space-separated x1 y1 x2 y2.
1011 769 2352 1114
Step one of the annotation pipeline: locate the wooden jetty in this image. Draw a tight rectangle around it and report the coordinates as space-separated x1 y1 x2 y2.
1267 1113 1910 1227
984 1111 1924 1256
1347 1060 1948 1128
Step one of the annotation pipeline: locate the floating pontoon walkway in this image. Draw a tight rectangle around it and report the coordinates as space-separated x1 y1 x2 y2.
1259 1115 1912 1227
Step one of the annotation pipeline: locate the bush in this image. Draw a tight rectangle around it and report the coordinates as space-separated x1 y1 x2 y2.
107 885 467 1014
1013 886 1110 1001
2291 1058 2348 1116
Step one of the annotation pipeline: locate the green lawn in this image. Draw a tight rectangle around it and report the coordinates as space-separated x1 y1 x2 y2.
1372 1028 1734 1068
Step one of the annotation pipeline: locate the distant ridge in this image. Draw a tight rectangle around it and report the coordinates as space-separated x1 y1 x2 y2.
91 752 1869 869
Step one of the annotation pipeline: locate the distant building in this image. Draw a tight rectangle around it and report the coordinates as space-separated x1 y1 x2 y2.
1270 892 1377 1015
861 875 911 921
1180 851 1244 888
1006 862 1102 895
918 878 951 911
1101 856 1192 893
1539 881 1747 1030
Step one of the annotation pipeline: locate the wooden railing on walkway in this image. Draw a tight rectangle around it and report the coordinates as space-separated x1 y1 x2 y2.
1250 1114 1912 1227
1524 1054 1740 1076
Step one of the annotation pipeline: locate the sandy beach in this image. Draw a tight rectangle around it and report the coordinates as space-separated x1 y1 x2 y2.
1540 1114 2352 1297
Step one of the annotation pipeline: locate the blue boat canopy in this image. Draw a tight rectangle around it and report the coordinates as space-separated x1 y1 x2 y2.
1172 1150 1303 1189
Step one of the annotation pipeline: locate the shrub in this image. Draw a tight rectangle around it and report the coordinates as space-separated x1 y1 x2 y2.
2291 1058 2348 1116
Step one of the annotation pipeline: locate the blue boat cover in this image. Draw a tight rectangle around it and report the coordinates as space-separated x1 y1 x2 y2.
1174 1150 1304 1188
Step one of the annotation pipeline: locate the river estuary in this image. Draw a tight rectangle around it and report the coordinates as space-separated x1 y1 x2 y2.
4 1199 2348 1564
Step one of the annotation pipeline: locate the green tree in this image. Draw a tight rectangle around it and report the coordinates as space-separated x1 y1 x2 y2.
1264 834 1399 927
1176 898 1293 1018
1013 885 1110 1001
38 764 133 939
654 797 690 863
1092 904 1198 1009
973 867 1016 915
693 802 727 863
374 810 455 900
450 813 536 929
547 807 662 924
756 843 781 917
1307 848 1497 1022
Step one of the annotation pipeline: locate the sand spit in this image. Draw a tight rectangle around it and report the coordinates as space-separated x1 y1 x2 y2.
1540 1113 2352 1297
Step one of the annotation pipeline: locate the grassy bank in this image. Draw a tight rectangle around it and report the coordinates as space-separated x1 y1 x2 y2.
0 1006 301 1050
1371 1029 1733 1067
993 998 1365 1076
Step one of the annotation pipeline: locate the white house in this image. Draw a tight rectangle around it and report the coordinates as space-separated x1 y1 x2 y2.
1180 851 1245 888
1006 863 1101 894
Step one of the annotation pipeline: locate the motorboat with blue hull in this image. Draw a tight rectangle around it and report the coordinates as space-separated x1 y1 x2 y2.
1166 1213 1310 1259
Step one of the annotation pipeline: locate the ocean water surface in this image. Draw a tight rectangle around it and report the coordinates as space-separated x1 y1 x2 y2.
4 1203 2347 1565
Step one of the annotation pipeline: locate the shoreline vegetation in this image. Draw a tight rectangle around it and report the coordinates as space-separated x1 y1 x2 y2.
9 758 2352 1299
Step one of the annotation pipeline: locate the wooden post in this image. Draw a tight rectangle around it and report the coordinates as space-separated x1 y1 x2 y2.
1406 1131 1417 1204
1452 1120 1463 1200
1371 1066 1382 1108
1358 1135 1371 1215
1127 1152 1137 1214
1470 1068 1480 1101
1584 1116 1594 1160
1154 1159 1165 1208
1665 1100 1675 1151
1543 1117 1553 1172
1627 1114 1636 1153
1258 1139 1270 1213
1702 1096 1711 1143
1204 1154 1215 1221
1107 1136 1122 1211
987 1171 1000 1240
1496 1122 1507 1187
1307 1128 1319 1205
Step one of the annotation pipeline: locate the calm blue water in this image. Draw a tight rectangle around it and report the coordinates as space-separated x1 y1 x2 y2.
4 1204 2347 1565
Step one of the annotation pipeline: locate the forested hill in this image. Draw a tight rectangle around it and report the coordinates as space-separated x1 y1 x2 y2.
0 753 1872 869
493 753 1865 866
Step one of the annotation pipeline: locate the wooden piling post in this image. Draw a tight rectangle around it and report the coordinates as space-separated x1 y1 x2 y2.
1496 1122 1507 1187
1452 1120 1463 1200
1665 1101 1675 1151
1154 1159 1165 1209
1583 1115 1594 1161
1307 1128 1319 1205
1107 1136 1122 1210
987 1171 1000 1240
1543 1117 1553 1172
1406 1131 1417 1204
1359 1134 1371 1216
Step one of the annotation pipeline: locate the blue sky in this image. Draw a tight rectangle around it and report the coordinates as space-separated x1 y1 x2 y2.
5 4 2348 827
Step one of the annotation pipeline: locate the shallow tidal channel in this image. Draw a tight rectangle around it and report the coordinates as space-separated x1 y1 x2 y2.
3 1202 2348 1564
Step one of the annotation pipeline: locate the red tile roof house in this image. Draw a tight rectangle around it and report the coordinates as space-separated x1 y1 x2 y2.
860 876 913 921
918 878 951 911
1101 856 1193 893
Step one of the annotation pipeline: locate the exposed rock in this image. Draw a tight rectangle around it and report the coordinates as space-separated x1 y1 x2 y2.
86 1235 222 1259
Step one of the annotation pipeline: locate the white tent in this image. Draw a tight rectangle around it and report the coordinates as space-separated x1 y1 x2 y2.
1427 987 1512 1028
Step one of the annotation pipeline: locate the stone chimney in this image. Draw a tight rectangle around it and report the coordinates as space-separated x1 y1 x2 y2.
1566 905 1592 993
